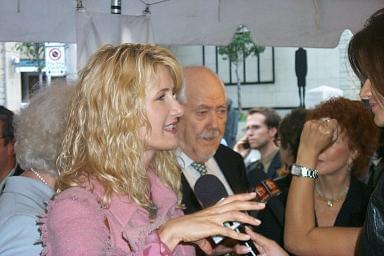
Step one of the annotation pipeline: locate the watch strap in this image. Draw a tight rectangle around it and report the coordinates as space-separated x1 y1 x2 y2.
291 164 319 179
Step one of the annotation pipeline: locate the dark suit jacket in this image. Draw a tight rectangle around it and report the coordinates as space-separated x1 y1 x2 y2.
181 144 249 214
13 164 24 176
247 151 282 187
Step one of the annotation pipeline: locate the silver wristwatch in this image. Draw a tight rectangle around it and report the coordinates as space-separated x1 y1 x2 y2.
290 164 319 179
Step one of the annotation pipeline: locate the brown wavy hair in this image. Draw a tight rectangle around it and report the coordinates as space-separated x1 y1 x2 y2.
349 8 384 100
56 44 183 210
308 97 379 177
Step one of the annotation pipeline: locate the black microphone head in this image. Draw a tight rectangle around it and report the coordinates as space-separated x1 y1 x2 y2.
246 160 268 187
194 174 228 208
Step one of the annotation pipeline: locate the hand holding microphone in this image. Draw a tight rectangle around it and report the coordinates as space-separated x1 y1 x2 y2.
194 174 264 255
158 176 264 253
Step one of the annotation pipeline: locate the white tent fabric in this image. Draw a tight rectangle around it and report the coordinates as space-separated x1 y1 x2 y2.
0 0 75 42
0 0 383 47
76 11 153 69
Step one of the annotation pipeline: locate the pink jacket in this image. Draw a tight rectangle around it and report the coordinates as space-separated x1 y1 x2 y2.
40 172 195 255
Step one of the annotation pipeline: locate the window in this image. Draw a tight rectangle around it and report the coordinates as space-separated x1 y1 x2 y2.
20 72 46 102
202 46 275 85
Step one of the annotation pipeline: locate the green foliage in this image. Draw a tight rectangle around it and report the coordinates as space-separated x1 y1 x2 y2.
218 25 265 63
15 42 45 71
238 110 248 121
218 25 265 112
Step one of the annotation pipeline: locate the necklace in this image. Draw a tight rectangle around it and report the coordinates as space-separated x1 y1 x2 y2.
30 168 48 185
315 185 349 207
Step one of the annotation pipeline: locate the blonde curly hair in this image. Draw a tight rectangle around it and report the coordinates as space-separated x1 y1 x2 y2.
56 44 183 210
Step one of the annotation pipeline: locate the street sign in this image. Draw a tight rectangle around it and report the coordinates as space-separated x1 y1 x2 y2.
45 43 66 77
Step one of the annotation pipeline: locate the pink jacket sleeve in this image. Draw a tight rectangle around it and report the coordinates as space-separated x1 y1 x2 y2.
40 188 181 256
40 188 113 256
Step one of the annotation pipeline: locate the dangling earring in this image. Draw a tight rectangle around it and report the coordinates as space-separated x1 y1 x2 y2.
347 158 353 172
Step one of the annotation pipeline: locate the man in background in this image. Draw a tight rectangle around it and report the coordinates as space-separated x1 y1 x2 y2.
234 107 282 185
0 106 21 191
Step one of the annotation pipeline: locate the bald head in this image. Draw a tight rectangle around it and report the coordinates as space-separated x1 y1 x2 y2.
179 66 226 104
178 66 227 162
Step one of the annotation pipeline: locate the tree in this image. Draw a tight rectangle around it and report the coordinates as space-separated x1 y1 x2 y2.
15 42 45 86
218 25 265 112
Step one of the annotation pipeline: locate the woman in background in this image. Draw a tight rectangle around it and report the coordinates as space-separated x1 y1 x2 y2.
306 98 375 227
0 83 74 255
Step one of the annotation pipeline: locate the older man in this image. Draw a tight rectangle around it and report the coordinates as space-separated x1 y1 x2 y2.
177 66 249 215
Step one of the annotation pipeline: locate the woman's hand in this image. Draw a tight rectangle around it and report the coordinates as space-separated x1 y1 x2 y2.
235 227 288 256
296 118 338 167
158 192 265 252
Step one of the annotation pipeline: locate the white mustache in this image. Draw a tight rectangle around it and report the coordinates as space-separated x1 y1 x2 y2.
200 130 220 140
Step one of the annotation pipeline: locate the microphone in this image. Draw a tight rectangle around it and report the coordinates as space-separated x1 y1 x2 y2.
246 164 285 225
194 174 259 256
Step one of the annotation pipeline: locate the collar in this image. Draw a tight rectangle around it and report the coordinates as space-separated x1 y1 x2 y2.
0 165 17 192
1 176 54 205
177 150 195 169
262 148 279 166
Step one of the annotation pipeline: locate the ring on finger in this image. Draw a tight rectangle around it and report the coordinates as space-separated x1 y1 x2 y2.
320 117 331 123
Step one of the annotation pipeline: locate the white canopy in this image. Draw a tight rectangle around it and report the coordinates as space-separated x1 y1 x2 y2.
1 0 382 47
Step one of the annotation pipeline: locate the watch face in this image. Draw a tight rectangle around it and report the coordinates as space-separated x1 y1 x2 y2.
290 165 301 175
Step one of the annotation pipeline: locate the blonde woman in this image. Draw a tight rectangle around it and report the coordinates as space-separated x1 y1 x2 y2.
40 44 264 255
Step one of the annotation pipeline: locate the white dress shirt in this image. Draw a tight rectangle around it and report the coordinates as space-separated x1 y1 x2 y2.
177 150 234 196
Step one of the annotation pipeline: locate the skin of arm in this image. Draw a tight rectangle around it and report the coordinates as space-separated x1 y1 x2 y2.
158 192 265 252
284 119 360 256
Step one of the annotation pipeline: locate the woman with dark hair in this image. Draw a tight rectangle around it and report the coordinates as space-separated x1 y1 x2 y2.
285 8 384 256
279 108 309 174
351 8 384 254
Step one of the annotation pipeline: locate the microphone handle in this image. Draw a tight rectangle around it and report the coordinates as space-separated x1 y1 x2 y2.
236 225 259 256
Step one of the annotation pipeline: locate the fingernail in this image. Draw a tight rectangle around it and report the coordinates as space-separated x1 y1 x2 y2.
254 219 261 225
241 247 252 253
